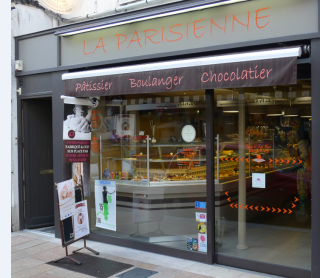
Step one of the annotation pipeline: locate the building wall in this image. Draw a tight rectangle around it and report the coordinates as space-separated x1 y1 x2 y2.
11 0 181 231
11 4 54 231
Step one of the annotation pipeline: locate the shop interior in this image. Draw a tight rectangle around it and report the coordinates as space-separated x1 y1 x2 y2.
88 81 311 270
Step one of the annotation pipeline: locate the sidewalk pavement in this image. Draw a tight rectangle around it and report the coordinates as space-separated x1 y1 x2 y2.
11 230 283 278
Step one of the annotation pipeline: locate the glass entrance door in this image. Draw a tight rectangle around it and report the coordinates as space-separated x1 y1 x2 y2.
214 83 312 270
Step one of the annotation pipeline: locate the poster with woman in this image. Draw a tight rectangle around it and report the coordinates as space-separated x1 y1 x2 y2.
72 200 90 240
56 179 76 220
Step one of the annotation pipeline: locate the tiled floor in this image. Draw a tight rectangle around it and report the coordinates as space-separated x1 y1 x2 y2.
11 230 284 278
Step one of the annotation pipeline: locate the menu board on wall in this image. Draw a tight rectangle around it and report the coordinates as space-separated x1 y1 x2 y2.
62 97 93 197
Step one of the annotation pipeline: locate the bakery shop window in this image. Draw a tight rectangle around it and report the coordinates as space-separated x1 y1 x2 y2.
214 83 312 270
87 90 208 253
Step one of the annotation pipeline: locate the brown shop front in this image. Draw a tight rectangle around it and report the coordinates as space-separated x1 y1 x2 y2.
15 0 320 277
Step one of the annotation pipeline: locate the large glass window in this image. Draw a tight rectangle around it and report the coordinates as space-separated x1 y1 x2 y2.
88 90 207 253
214 83 312 270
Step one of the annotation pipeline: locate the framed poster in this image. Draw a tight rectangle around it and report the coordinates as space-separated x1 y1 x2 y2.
95 180 117 231
56 179 76 220
72 200 90 240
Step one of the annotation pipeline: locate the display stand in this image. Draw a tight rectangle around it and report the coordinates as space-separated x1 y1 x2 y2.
54 178 99 265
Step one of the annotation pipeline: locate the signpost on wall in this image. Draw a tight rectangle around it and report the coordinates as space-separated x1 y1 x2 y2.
54 177 99 265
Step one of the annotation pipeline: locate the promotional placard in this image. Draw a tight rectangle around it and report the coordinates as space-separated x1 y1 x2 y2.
56 179 76 220
252 173 266 188
198 233 207 252
195 201 206 210
115 114 136 137
181 125 196 142
73 200 90 240
196 212 207 222
95 180 117 231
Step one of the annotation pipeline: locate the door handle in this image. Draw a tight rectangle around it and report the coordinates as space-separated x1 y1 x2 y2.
40 169 53 174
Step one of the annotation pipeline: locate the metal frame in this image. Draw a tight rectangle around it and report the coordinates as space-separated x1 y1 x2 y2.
311 39 320 278
87 232 207 263
205 89 215 264
215 255 311 278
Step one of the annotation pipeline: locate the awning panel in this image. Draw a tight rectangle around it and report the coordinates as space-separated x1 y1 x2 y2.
62 47 301 97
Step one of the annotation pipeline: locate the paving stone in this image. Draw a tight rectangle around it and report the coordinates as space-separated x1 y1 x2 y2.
66 273 96 278
11 257 45 274
151 266 182 278
172 271 213 278
12 264 55 278
31 273 60 278
12 236 35 247
45 267 77 277
12 240 47 253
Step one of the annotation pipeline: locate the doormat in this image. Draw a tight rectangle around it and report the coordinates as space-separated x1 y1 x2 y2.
117 267 158 278
47 253 133 278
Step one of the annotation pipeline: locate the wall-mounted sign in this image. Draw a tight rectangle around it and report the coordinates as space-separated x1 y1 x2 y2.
196 212 207 222
198 233 207 252
95 180 117 231
182 125 196 142
38 0 84 14
252 173 266 188
198 222 207 234
60 0 317 68
195 201 206 210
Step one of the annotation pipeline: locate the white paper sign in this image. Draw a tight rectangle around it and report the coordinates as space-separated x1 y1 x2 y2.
252 173 266 188
184 96 189 102
174 96 180 103
147 98 152 104
193 96 200 101
165 97 170 103
95 180 117 231
139 99 144 104
196 212 207 222
181 125 196 142
57 179 76 220
115 114 135 136
72 200 90 240
198 233 207 252
156 97 161 103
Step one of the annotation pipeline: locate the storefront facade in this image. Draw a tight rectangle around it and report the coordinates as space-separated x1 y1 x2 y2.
15 0 320 277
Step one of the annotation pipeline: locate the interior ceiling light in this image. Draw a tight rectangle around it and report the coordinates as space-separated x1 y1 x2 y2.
300 108 311 118
248 106 267 114
223 107 239 113
58 0 248 36
283 107 299 117
266 106 283 117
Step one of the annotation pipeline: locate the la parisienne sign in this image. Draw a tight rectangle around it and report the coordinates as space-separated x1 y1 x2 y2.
60 0 318 66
